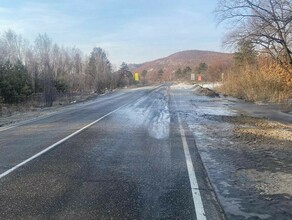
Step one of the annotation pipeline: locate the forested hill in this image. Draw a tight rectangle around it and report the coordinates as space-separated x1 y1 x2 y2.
129 50 233 82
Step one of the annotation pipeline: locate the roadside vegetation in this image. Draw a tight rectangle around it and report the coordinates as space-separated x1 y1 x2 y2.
215 0 292 106
0 30 134 115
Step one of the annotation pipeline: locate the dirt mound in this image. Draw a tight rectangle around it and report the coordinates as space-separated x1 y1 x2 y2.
192 85 220 97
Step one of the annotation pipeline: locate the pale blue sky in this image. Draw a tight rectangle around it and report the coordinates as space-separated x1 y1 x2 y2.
0 0 227 65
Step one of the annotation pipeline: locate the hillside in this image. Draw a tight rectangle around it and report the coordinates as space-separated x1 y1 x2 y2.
129 50 233 82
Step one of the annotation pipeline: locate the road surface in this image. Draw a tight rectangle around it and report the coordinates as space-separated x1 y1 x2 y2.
0 85 224 219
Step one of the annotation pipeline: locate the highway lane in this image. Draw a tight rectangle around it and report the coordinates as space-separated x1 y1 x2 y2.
0 88 155 174
0 85 225 219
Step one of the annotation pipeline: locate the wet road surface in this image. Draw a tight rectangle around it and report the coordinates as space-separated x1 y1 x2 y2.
0 85 224 219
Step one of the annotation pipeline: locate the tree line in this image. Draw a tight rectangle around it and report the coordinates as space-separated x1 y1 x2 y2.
0 30 133 106
215 0 292 72
215 0 292 103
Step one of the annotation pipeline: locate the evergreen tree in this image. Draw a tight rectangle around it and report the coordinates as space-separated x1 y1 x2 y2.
118 62 133 87
0 60 32 103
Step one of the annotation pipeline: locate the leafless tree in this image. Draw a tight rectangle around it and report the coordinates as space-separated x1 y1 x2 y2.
68 48 84 92
0 29 117 105
0 30 27 63
215 0 292 70
24 47 39 93
34 34 56 106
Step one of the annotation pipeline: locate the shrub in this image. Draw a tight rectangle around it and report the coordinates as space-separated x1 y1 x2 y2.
0 60 33 103
218 56 292 103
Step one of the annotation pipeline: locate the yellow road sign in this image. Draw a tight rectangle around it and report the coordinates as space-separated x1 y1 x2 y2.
134 72 139 81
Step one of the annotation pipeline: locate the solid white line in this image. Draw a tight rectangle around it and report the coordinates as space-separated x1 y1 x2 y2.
0 104 87 132
0 95 113 132
175 99 207 220
0 113 59 132
0 104 126 180
0 87 158 132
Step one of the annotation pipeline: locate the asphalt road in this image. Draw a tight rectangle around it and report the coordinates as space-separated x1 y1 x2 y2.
0 85 225 219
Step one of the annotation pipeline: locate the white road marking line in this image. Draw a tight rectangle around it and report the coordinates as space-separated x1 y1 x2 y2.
0 104 127 180
175 98 207 220
0 112 61 132
0 87 159 132
0 94 117 132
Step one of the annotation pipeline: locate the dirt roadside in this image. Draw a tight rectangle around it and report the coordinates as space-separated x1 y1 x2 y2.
186 85 292 219
207 114 291 219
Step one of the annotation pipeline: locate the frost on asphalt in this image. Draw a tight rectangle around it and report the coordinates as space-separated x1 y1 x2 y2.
116 86 170 140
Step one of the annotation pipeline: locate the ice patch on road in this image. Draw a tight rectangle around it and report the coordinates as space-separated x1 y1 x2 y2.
147 102 170 140
147 87 170 140
117 95 152 127
116 86 170 140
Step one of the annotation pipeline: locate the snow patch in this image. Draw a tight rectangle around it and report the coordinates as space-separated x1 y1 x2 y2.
147 101 170 140
201 82 222 89
147 87 170 139
171 83 194 90
116 86 170 140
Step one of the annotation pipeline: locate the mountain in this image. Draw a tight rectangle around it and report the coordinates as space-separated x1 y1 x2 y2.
129 50 233 82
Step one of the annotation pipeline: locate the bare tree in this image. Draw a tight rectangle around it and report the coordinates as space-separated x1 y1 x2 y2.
34 34 56 106
215 0 292 70
68 48 84 92
0 30 27 63
24 46 39 93
0 29 117 105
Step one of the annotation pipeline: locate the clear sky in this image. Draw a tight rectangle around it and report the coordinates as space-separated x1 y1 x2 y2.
0 0 227 66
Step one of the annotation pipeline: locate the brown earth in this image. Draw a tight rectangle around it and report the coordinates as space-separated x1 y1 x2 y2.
204 114 292 219
231 116 292 196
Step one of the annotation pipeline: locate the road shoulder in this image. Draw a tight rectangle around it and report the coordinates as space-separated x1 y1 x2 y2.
171 84 292 219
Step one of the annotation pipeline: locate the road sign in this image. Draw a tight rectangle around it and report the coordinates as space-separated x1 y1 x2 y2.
191 73 195 81
134 72 139 81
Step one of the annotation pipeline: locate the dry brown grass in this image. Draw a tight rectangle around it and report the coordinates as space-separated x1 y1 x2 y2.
218 56 292 105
